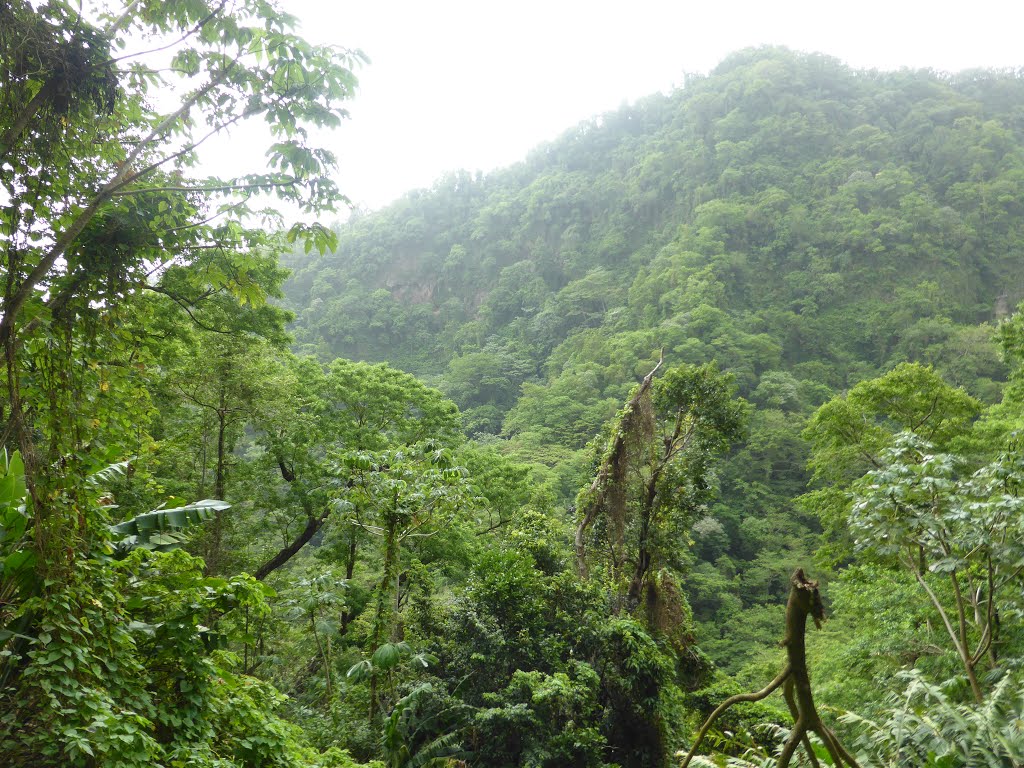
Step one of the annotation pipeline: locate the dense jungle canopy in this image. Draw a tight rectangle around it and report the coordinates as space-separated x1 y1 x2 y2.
4 3 1024 764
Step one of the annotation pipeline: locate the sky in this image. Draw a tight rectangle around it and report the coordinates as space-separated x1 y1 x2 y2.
226 0 1024 214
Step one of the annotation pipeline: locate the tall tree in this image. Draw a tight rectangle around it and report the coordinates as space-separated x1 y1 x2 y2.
0 0 361 574
849 433 1024 703
802 362 981 562
575 360 745 628
0 3 365 763
248 357 463 580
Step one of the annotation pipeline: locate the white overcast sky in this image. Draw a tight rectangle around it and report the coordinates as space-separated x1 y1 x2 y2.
237 0 1024 214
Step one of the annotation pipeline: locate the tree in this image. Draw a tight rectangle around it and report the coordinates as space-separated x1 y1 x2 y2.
849 433 1024 703
154 334 289 572
969 304 1024 448
250 357 463 581
1 0 361 572
802 363 981 561
442 344 535 434
0 2 366 762
340 442 476 723
804 363 981 486
280 570 347 701
575 359 746 624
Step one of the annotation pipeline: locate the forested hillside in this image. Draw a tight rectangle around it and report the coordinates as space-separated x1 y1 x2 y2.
284 47 1024 677
7 9 1024 764
287 47 1022 395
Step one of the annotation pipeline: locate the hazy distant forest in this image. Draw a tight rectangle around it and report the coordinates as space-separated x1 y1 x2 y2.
5 2 1024 766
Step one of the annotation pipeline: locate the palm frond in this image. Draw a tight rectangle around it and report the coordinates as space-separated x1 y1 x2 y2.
404 731 464 768
86 459 132 488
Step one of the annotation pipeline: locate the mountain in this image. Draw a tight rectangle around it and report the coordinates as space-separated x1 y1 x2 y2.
282 46 1024 670
286 46 1020 391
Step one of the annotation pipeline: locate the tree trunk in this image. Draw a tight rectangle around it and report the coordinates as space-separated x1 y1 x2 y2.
368 514 400 724
626 474 660 610
205 400 228 573
339 524 359 636
681 570 861 768
214 398 227 499
253 508 328 580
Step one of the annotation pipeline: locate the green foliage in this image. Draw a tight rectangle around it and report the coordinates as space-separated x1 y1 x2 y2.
0 550 348 767
844 671 1024 767
802 364 982 563
286 50 1020 425
432 544 696 768
684 673 789 756
970 304 1024 448
279 49 1024 688
0 0 378 764
473 664 607 767
380 682 469 768
575 360 745 637
1 0 366 566
804 363 981 487
0 450 33 622
846 432 1024 700
13 32 1024 768
111 498 230 553
805 566 951 713
445 344 535 434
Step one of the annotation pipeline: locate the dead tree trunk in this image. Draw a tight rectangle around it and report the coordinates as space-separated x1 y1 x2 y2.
575 352 662 579
680 569 861 768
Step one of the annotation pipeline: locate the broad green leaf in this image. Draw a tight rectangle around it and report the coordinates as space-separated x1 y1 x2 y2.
110 499 229 552
371 642 402 670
